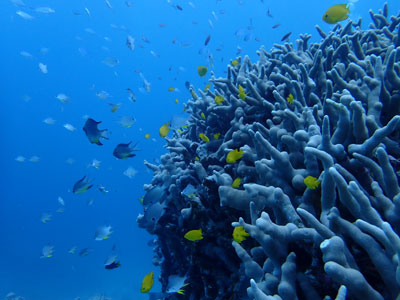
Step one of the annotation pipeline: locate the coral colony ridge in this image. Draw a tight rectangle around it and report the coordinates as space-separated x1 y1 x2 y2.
138 4 400 300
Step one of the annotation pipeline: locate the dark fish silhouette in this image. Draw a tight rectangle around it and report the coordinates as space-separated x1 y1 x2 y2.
113 142 139 159
204 34 211 46
281 32 292 42
82 118 109 146
105 261 121 270
72 176 93 194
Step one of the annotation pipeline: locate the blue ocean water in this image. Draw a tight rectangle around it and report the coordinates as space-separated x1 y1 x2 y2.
1 0 399 299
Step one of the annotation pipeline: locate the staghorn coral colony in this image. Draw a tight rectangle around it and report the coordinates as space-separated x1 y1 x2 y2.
138 4 400 300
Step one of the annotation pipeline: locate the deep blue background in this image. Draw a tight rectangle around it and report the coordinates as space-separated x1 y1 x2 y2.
1 0 398 299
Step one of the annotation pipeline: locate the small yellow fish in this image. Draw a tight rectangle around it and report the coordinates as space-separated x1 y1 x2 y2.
184 229 203 241
204 83 211 92
197 66 208 77
226 149 244 163
322 4 350 24
238 84 246 100
304 176 321 189
233 226 250 243
145 133 151 139
232 177 241 188
213 133 221 140
138 196 144 204
286 93 294 104
201 112 206 119
175 98 179 104
168 87 175 92
199 133 210 143
214 96 224 105
191 90 198 100
141 271 154 293
231 59 239 66
195 156 200 161
108 103 121 112
159 122 170 138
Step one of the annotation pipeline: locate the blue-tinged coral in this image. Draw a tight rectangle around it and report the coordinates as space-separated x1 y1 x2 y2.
138 3 400 299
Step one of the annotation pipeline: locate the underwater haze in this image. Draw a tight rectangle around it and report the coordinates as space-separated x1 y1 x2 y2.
1 0 400 300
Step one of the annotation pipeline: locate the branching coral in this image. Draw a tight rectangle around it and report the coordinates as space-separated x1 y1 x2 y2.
138 3 400 299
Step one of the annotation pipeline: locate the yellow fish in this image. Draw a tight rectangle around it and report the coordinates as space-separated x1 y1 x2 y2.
197 66 208 77
226 149 244 163
213 133 221 140
175 98 179 104
141 271 154 293
286 93 294 104
168 87 175 92
238 84 246 100
232 226 250 243
138 196 144 204
232 177 241 188
304 176 321 189
201 112 206 119
214 96 224 105
195 156 200 161
184 229 203 241
159 122 170 138
204 83 211 92
199 133 210 143
145 133 151 139
108 103 121 112
322 4 349 24
191 90 198 100
231 59 239 66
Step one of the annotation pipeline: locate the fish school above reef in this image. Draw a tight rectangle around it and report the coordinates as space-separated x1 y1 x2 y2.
137 4 400 300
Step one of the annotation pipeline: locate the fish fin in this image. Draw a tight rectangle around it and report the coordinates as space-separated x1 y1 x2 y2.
131 141 140 150
339 4 350 12
101 129 111 140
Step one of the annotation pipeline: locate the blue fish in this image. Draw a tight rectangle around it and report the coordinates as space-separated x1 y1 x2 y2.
113 142 138 159
82 118 109 146
73 176 93 194
78 247 92 257
185 81 191 90
105 261 121 270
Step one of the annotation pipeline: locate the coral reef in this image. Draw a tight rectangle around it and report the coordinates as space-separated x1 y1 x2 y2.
138 4 400 300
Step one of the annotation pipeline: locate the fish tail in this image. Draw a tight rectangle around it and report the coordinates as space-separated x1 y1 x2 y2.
101 129 111 139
